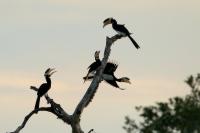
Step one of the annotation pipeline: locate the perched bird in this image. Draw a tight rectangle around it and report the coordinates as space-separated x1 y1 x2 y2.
34 68 56 113
84 51 101 82
84 61 131 90
103 17 140 49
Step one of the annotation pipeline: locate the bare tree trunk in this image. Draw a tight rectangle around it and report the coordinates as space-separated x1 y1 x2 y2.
71 121 84 133
8 35 122 133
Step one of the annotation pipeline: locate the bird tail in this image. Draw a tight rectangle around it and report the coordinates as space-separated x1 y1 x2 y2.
84 72 95 83
127 35 140 49
34 96 40 113
83 76 94 81
83 72 90 83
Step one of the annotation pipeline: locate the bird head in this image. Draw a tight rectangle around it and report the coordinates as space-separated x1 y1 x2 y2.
94 50 100 59
103 17 115 28
120 77 131 84
44 68 56 77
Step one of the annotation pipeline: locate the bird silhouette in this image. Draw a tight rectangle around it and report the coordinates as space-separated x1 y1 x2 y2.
84 61 131 90
84 51 101 82
103 17 140 49
34 68 56 113
83 51 131 90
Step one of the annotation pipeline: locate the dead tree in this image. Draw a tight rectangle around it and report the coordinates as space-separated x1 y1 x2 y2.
9 35 122 133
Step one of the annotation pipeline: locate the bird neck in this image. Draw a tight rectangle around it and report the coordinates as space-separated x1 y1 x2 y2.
95 57 100 61
116 77 123 82
45 76 51 86
103 74 114 81
112 20 117 27
96 59 101 64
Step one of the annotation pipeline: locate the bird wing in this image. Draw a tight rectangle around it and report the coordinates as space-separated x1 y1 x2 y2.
37 83 48 96
105 80 125 90
85 60 101 83
105 80 119 88
104 62 118 74
87 61 96 69
116 24 131 35
87 61 101 73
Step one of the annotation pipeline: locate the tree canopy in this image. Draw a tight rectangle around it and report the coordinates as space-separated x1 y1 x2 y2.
123 74 200 133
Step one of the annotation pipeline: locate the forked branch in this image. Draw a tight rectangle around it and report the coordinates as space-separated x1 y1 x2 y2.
9 35 121 133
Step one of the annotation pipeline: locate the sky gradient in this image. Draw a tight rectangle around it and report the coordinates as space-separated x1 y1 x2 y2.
1 0 200 133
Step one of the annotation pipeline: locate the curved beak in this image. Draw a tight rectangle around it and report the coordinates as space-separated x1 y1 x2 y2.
95 50 100 56
103 18 112 28
49 68 57 76
103 22 111 28
126 80 131 84
45 68 57 76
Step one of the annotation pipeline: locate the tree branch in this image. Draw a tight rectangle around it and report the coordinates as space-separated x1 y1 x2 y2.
10 107 53 133
9 87 72 133
30 86 72 124
9 34 122 133
73 35 122 121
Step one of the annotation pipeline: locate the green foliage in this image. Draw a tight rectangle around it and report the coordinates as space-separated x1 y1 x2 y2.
123 74 200 133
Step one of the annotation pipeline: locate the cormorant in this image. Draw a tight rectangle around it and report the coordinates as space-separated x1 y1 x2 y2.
84 51 101 82
34 68 56 113
84 61 131 90
103 17 140 49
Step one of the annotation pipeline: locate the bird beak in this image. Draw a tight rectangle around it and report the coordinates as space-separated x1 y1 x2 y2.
103 22 110 28
94 50 100 60
95 50 100 55
44 68 56 76
127 80 131 84
103 23 106 28
49 68 57 76
103 18 112 28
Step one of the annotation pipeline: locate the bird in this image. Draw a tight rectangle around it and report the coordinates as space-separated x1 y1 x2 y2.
83 61 131 90
84 51 101 82
103 17 140 49
34 68 56 113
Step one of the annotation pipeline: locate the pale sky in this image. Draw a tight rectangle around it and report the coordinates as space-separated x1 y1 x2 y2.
1 0 200 133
